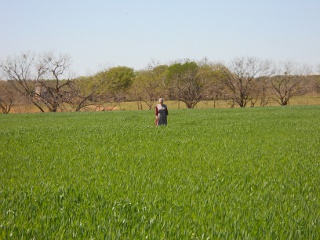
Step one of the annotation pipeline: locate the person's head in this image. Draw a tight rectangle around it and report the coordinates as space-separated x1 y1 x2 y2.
159 98 164 103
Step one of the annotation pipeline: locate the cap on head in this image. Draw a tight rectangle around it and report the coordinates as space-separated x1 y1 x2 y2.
159 98 164 102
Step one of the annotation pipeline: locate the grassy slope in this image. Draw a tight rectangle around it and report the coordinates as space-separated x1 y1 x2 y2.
0 106 320 239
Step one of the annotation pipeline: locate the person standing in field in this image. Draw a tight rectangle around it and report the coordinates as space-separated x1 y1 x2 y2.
155 98 168 126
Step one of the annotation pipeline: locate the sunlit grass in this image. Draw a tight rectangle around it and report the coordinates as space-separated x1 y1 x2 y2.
1 106 320 239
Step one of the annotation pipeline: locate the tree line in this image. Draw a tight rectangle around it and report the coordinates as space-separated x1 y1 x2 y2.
0 52 319 114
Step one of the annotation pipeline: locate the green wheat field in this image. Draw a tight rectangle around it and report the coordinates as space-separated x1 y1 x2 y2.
1 106 320 239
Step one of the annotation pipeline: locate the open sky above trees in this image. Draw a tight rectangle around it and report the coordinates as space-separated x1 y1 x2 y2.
1 0 320 76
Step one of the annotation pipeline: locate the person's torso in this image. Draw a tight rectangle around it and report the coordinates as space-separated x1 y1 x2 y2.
157 104 167 114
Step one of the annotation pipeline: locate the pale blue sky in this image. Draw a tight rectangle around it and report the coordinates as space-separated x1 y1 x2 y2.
1 0 319 76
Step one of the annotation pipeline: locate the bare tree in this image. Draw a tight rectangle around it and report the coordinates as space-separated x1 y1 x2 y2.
0 81 21 114
270 61 311 106
130 64 168 110
0 52 41 110
35 52 72 112
201 63 229 108
314 64 320 92
166 61 213 108
315 77 320 92
0 52 72 112
247 77 273 107
67 76 101 112
220 57 274 107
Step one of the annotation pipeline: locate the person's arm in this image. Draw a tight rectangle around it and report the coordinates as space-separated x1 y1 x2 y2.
155 106 159 125
155 106 159 117
165 107 168 115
